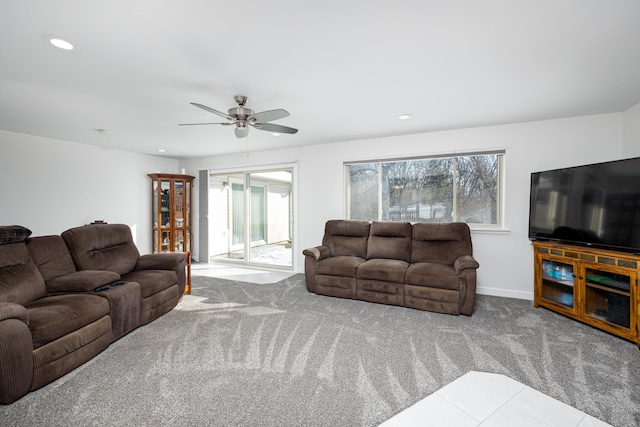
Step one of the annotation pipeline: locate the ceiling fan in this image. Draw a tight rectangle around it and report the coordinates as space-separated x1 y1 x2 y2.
180 95 298 138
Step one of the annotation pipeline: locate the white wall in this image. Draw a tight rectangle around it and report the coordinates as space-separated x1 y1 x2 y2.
2 108 633 299
623 101 640 157
0 130 178 253
180 112 624 300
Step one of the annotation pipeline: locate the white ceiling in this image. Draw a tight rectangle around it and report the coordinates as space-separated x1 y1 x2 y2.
1 1 640 159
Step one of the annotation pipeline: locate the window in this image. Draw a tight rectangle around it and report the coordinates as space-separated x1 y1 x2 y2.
345 152 503 228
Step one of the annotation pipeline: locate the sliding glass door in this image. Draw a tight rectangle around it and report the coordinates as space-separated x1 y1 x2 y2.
208 168 293 268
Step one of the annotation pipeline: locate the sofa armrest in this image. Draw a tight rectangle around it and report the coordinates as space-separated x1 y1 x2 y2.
46 270 121 293
0 302 34 404
136 253 187 271
136 253 188 294
0 302 28 324
302 246 330 294
454 255 480 274
302 246 330 261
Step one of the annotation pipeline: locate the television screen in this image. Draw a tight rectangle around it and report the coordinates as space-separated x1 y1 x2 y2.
528 157 640 253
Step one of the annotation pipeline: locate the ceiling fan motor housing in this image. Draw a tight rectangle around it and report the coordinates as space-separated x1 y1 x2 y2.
227 107 254 121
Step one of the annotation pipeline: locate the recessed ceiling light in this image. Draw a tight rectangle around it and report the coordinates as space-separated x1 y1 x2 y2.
397 114 412 120
42 34 80 53
272 133 281 137
50 38 73 50
156 149 166 153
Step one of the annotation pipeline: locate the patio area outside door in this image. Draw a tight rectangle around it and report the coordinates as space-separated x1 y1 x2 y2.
209 168 293 268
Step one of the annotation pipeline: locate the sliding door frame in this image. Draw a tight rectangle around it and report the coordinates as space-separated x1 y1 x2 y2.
202 162 298 271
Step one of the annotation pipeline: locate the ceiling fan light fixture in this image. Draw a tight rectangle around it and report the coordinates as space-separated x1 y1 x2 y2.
272 133 281 137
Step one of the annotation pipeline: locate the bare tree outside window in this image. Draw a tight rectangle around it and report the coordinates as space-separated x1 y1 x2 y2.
346 153 502 226
348 163 379 220
456 154 499 224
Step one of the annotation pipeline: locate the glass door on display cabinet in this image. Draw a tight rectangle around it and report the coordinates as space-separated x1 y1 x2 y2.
173 179 185 252
538 257 578 313
583 265 635 334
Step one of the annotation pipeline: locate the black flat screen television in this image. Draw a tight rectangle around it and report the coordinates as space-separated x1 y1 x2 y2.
528 157 640 254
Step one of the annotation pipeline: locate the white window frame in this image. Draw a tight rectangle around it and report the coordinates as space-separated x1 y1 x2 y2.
344 150 506 231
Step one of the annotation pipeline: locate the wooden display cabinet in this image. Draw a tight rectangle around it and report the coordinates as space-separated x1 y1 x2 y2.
149 173 195 293
533 241 639 347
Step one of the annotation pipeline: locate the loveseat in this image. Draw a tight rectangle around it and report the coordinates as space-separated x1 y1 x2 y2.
303 220 479 316
0 223 186 404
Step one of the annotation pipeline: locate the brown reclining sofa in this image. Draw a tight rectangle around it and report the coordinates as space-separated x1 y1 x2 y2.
303 220 479 316
0 223 186 404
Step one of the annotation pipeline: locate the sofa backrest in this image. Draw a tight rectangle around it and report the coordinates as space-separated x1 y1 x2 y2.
411 222 473 265
367 221 412 262
26 235 77 282
0 242 47 305
62 224 140 275
322 220 370 258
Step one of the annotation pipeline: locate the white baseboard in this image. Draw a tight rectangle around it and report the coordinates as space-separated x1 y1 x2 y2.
477 286 533 301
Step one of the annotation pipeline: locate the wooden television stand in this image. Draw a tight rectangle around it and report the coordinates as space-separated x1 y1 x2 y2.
533 241 639 348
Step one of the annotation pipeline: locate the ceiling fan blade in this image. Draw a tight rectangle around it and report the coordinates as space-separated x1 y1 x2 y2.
235 127 249 138
256 122 298 134
249 109 290 123
178 122 233 126
190 103 233 120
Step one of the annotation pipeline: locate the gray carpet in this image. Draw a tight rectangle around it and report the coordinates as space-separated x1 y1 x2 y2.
1 274 639 426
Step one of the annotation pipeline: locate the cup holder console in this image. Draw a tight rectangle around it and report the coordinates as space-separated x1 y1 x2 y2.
94 281 127 293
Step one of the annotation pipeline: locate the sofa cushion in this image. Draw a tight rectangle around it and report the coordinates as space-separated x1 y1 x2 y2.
31 315 111 392
26 235 77 282
322 220 370 258
121 269 177 298
316 256 366 278
357 259 408 283
367 221 411 262
62 224 140 275
405 262 459 290
0 225 32 245
25 294 110 349
411 222 473 265
0 243 47 305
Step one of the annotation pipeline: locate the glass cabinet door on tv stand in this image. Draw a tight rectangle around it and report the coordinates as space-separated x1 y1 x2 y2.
533 241 639 348
583 266 634 332
539 258 578 315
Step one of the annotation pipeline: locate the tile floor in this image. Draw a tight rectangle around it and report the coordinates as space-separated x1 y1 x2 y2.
191 263 295 284
380 371 611 427
192 266 612 427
